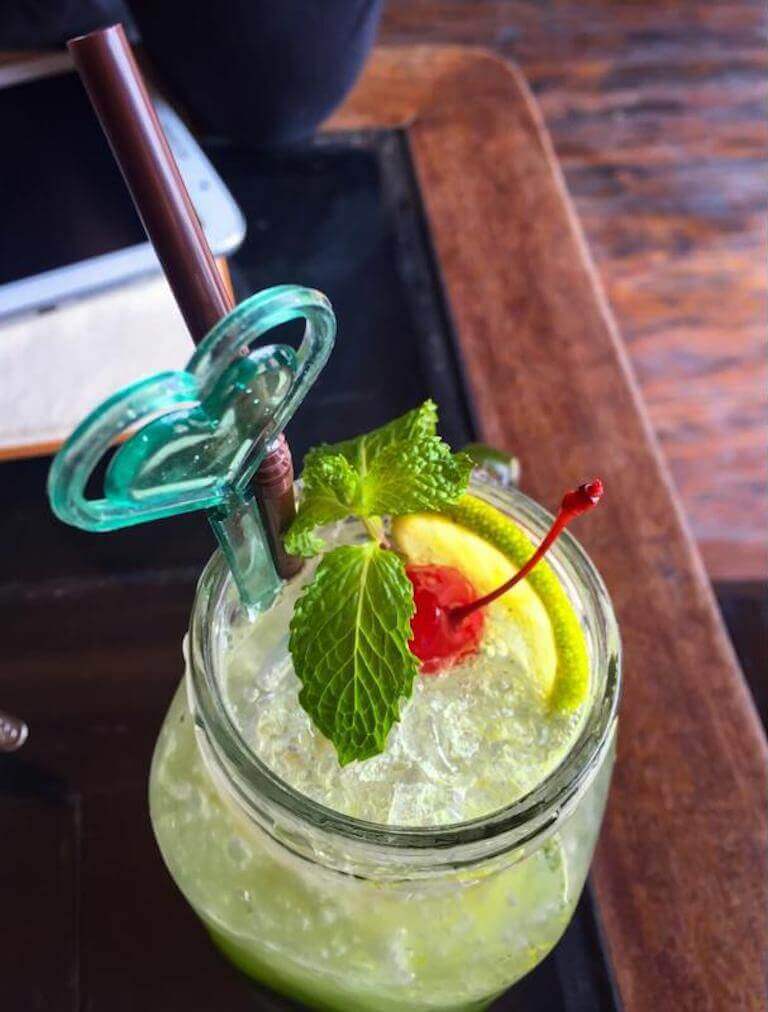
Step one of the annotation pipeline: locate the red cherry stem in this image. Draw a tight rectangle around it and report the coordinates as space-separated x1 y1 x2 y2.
448 479 604 625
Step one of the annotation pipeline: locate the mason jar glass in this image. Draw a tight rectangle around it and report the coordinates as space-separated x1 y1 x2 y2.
149 480 621 1011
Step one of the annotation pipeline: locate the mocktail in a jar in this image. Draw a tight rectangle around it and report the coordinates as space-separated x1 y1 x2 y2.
149 404 620 1011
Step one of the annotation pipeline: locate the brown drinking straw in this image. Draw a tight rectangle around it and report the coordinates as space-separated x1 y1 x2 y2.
67 24 301 578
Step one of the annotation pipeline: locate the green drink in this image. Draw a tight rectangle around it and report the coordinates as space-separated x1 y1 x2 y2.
47 280 619 1009
149 478 620 1011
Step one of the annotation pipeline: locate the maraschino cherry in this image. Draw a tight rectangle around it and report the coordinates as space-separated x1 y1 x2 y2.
406 480 603 674
406 564 484 674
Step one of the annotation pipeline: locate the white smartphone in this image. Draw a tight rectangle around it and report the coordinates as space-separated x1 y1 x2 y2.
0 53 245 321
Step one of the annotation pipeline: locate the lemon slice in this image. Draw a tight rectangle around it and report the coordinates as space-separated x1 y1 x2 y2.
393 513 558 694
392 494 589 711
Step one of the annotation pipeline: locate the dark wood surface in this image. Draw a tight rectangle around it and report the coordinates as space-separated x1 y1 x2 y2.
329 46 767 1011
379 1 767 582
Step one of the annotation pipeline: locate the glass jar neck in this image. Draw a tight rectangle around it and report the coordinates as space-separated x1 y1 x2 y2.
186 481 621 879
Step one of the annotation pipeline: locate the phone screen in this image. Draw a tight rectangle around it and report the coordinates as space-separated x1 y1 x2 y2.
0 70 146 284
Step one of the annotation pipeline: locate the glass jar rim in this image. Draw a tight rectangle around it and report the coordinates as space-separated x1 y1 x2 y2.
187 480 621 867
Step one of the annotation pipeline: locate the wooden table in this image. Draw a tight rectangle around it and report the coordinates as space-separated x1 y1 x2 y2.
381 1 767 583
326 47 767 1010
1 39 765 1012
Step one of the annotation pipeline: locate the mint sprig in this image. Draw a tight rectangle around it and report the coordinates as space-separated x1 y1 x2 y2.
286 401 472 765
283 452 360 557
285 401 472 557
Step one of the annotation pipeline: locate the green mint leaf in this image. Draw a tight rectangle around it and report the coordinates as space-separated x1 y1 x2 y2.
330 399 438 469
289 542 418 765
283 526 325 559
284 451 360 557
363 438 473 515
286 401 471 555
